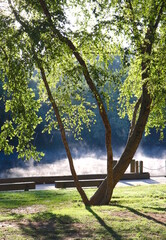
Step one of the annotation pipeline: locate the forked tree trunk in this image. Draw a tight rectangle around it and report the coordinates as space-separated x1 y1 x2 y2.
90 0 164 205
38 0 164 206
37 0 155 206
89 85 152 205
9 0 159 206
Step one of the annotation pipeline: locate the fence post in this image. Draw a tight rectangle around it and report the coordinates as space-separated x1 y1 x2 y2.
130 159 135 173
135 161 139 173
140 161 143 173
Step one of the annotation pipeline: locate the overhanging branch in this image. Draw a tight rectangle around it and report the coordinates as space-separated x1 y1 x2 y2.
128 95 142 139
8 0 90 206
38 0 112 133
153 1 165 31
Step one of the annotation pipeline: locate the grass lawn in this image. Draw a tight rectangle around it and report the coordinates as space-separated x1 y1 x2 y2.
0 184 165 240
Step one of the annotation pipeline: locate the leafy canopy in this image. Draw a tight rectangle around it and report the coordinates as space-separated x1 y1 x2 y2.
0 0 166 161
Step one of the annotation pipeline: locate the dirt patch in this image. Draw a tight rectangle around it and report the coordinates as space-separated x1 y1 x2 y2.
101 210 139 219
147 213 166 223
0 221 19 228
101 210 166 223
11 205 47 215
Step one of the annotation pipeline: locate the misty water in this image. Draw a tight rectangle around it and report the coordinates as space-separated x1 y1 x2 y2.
0 148 165 178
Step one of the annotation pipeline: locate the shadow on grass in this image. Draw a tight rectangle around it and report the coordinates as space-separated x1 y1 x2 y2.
143 206 166 212
86 206 122 240
18 212 80 240
117 205 166 227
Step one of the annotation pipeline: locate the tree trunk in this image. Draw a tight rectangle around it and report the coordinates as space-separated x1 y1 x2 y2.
39 0 114 205
89 84 152 205
89 1 164 204
39 64 90 206
8 0 91 206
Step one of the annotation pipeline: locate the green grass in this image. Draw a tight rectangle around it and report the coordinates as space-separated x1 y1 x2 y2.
0 184 165 239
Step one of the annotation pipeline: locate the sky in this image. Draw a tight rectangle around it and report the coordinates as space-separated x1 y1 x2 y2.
0 0 9 14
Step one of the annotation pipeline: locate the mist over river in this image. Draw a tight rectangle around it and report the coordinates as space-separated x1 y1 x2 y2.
0 148 165 178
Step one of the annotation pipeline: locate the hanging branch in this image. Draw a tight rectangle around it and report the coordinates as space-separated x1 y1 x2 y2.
128 95 142 139
125 0 141 46
153 1 165 31
8 0 90 205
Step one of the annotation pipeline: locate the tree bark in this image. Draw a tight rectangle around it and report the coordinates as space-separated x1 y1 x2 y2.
38 0 114 205
113 85 151 187
89 84 152 204
89 1 165 203
38 63 90 206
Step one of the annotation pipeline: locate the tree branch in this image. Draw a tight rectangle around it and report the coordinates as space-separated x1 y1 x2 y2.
0 47 8 61
38 0 112 133
38 0 114 204
143 1 165 55
8 0 29 32
37 61 90 206
8 0 90 205
128 95 142 139
125 0 141 45
153 1 165 31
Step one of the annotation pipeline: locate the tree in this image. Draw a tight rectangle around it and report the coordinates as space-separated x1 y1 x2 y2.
0 0 165 205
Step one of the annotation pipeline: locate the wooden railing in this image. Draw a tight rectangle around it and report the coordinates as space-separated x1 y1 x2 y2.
0 159 150 190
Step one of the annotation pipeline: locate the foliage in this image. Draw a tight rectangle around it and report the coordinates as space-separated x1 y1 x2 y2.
113 0 166 139
0 0 121 160
0 15 42 160
0 0 166 206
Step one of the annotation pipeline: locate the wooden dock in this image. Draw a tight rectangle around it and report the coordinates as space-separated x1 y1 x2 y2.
0 160 150 190
0 182 36 191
